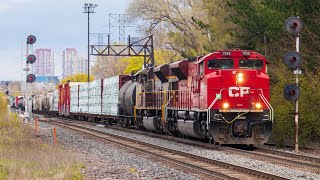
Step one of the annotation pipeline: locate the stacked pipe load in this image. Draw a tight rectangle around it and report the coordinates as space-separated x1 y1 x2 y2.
102 76 120 115
88 79 102 114
70 85 79 113
52 90 59 112
79 83 89 113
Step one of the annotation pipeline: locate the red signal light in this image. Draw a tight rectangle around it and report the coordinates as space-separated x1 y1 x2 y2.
26 74 36 83
284 84 300 101
27 55 36 64
27 35 36 44
290 90 296 95
290 57 296 62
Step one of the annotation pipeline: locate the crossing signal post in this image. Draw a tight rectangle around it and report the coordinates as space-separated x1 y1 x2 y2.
25 35 37 120
284 17 303 152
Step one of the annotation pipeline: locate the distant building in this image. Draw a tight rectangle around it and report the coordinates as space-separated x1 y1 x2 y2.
33 48 54 76
62 48 88 79
35 76 59 84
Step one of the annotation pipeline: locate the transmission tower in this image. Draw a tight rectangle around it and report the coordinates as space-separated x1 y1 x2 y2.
108 14 135 43
91 33 109 46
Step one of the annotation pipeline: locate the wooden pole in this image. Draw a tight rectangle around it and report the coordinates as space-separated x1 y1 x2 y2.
53 127 58 145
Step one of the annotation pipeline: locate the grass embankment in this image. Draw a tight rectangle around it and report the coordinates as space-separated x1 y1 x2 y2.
0 93 84 179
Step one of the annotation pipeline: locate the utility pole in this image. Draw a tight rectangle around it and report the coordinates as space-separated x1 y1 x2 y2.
83 3 97 82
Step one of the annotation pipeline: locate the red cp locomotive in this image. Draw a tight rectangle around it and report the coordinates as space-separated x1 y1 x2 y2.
132 49 272 144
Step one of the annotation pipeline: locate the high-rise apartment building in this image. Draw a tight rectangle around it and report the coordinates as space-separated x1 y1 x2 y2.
33 48 54 76
62 48 88 79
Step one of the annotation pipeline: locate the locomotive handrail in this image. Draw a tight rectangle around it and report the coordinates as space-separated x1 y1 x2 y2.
258 90 274 122
207 88 225 128
161 92 174 127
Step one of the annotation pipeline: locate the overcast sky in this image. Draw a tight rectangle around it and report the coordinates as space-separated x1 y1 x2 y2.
0 0 136 81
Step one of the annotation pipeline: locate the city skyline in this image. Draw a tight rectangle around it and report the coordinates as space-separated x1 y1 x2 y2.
0 0 135 81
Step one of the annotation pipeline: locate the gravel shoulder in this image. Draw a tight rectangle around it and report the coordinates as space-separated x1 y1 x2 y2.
37 120 202 180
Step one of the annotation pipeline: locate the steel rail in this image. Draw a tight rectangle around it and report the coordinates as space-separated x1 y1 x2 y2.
41 119 288 180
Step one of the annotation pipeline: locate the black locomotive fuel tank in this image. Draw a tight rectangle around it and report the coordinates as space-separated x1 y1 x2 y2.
118 81 137 116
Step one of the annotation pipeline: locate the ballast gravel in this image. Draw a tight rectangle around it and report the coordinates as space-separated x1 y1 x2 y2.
66 121 320 180
37 121 201 180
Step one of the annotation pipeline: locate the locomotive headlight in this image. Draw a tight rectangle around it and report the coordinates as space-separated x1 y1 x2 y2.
237 77 244 83
255 103 262 109
223 102 229 109
237 73 244 83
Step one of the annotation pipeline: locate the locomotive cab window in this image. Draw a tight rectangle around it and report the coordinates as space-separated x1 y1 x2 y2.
239 59 263 69
208 59 234 69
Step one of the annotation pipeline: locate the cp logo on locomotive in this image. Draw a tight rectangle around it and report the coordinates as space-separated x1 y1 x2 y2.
228 87 250 97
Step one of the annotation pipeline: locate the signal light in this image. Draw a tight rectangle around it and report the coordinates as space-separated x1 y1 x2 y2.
26 74 36 83
27 55 36 64
283 84 301 101
27 35 36 44
285 17 303 37
284 51 302 69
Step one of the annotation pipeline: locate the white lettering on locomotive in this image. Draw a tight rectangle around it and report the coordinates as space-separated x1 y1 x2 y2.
228 87 250 97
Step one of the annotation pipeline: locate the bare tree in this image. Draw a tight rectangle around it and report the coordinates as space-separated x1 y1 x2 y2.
92 56 127 79
127 0 235 57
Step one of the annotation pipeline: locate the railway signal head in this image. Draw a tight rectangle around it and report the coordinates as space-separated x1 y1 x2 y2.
27 35 36 44
26 74 36 83
284 51 302 69
285 17 303 37
283 84 301 101
27 55 36 64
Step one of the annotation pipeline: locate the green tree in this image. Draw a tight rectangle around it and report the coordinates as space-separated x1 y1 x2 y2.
60 73 94 85
120 49 182 74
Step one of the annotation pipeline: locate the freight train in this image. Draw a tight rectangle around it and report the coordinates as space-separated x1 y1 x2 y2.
31 50 273 145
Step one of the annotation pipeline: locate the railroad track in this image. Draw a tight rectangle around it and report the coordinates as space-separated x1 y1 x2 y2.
251 147 320 173
40 118 287 180
100 122 320 174
37 115 320 175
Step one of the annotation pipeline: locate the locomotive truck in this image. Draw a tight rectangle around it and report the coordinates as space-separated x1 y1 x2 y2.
33 49 273 145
